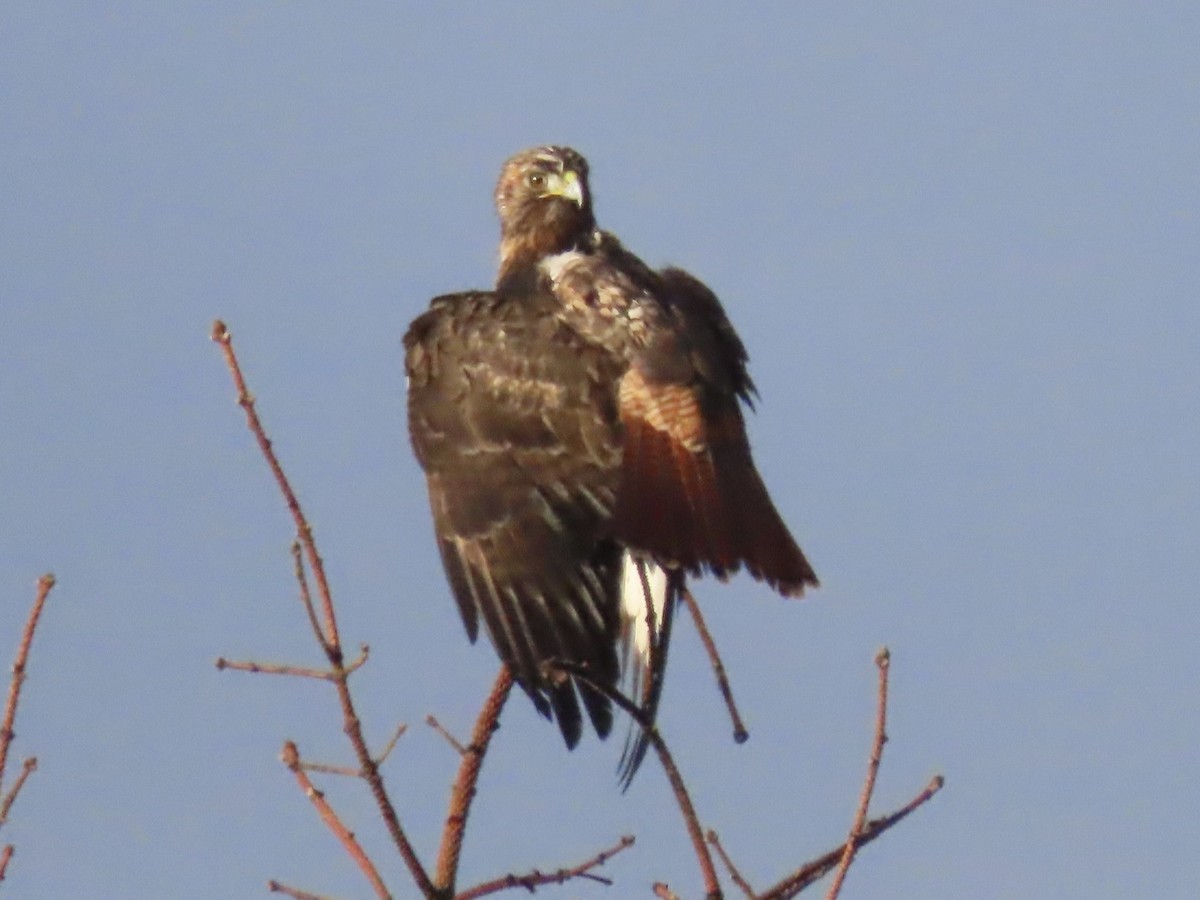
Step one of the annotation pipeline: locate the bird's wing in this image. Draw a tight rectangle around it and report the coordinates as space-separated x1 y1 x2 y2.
543 247 818 782
405 290 626 747
611 266 818 595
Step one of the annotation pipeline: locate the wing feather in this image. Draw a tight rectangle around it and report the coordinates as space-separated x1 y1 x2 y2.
406 290 624 746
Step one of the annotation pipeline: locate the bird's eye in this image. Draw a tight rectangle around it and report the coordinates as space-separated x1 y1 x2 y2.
527 172 546 189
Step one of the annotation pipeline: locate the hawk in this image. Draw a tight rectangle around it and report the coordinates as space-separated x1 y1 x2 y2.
405 146 817 784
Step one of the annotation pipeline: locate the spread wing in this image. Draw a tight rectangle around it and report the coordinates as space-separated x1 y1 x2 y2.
405 289 626 747
544 247 819 783
613 266 818 595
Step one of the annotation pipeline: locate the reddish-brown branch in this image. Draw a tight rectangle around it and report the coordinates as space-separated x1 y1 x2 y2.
0 758 37 827
268 879 332 899
0 575 54 802
0 573 54 888
681 587 748 743
707 830 756 898
281 741 391 899
211 321 340 651
298 723 410 778
213 322 435 897
552 661 722 900
426 715 468 756
290 541 329 652
456 834 635 900
374 722 409 766
434 666 515 894
759 775 944 899
825 648 890 899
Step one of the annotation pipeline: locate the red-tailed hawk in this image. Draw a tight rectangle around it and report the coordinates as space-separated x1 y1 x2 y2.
405 146 817 784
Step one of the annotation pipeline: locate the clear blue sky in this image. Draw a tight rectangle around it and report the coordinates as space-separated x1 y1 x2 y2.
3 4 1198 897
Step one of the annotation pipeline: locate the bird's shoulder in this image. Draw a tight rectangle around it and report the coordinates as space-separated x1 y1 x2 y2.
405 283 626 468
552 230 758 404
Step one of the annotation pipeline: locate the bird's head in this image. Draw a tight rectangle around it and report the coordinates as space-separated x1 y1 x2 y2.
495 146 596 283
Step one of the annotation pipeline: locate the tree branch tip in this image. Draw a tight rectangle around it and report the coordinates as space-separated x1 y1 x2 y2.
210 320 230 342
875 647 890 668
280 741 300 769
733 728 749 744
38 573 56 589
929 774 945 791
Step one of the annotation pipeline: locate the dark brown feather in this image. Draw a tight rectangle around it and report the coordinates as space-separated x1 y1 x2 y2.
406 288 624 745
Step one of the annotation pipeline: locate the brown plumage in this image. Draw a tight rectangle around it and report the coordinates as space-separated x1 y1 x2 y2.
405 146 816 783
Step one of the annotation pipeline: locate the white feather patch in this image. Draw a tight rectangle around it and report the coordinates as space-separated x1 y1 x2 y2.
619 551 668 688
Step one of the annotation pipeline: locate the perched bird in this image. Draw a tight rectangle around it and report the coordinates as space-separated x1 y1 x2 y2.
404 146 817 784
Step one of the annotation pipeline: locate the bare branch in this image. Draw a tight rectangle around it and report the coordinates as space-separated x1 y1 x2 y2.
213 322 435 897
759 775 945 899
291 541 329 653
281 741 391 899
425 715 468 757
0 574 54 800
825 648 890 899
211 321 341 650
0 758 37 827
456 834 635 900
681 587 748 744
434 667 514 894
375 722 408 766
291 723 409 780
707 830 755 898
215 646 369 682
552 661 722 900
0 574 54 886
268 880 334 899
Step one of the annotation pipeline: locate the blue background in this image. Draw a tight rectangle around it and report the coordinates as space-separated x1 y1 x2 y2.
2 4 1197 897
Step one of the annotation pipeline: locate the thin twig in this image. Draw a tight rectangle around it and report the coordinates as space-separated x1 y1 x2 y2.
0 759 37 826
213 322 435 897
375 722 408 766
281 741 391 899
297 760 361 778
653 883 681 900
0 574 54 800
0 845 12 883
456 834 635 900
553 661 722 900
434 666 514 894
681 587 749 743
291 541 329 653
215 646 369 681
298 722 409 778
426 715 468 756
759 775 944 899
211 322 340 649
297 724 410 777
268 880 333 899
825 648 890 899
706 830 755 898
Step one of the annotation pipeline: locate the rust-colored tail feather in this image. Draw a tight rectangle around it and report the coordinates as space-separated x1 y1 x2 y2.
614 407 817 597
